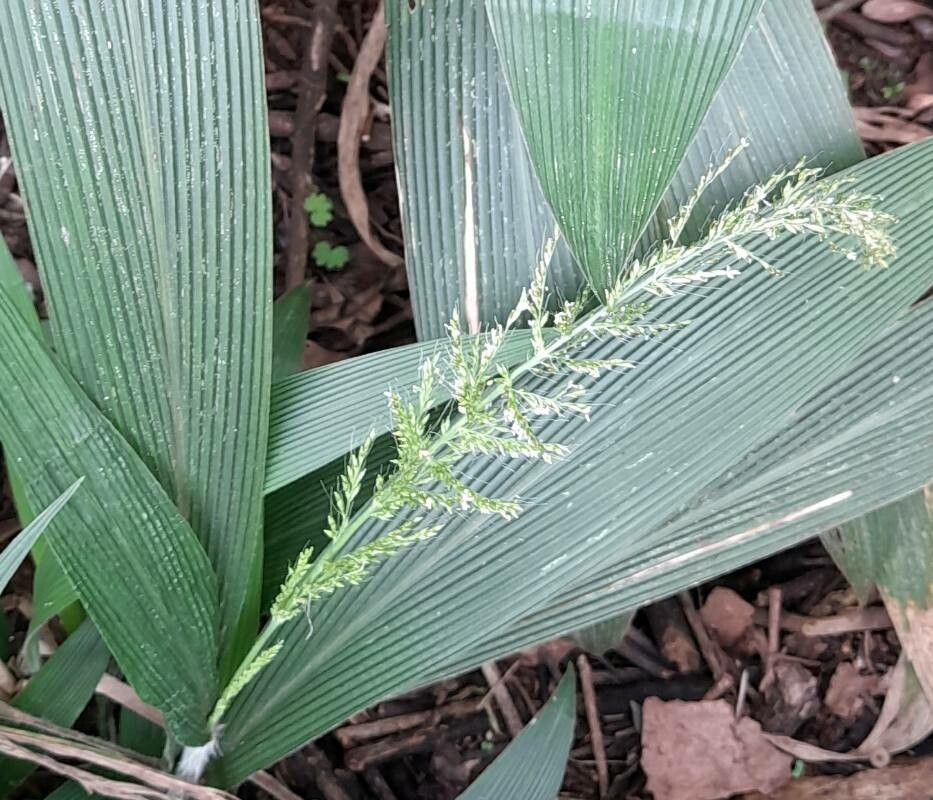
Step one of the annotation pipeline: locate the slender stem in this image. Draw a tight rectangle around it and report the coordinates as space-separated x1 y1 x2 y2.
211 241 726 721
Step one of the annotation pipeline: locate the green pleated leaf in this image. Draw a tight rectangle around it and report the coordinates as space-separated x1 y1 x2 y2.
270 0 861 503
826 492 933 701
457 666 576 800
0 620 109 796
652 0 863 241
479 297 933 661
484 0 763 288
0 289 218 745
0 481 81 595
260 295 933 673
118 708 167 761
389 0 860 338
211 142 933 784
0 1 272 659
262 434 398 608
272 285 311 383
387 0 577 339
573 612 634 655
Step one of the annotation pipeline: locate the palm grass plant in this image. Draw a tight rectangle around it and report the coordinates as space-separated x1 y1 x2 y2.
0 0 930 795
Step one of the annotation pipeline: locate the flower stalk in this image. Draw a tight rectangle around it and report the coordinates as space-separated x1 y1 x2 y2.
199 146 897 755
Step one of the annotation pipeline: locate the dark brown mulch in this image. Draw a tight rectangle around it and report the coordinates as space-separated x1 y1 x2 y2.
1 2 932 800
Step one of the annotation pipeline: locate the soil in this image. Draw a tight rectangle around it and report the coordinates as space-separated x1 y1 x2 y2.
1 1 932 799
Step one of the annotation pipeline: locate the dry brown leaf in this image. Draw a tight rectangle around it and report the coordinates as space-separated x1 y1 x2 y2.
766 655 933 767
882 593 933 704
906 52 933 98
824 662 885 720
641 698 792 800
906 92 933 112
760 661 820 736
747 755 933 800
861 0 933 23
699 587 756 649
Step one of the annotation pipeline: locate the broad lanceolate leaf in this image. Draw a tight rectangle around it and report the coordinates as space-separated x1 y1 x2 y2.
262 434 398 607
826 491 933 701
387 0 577 339
573 613 634 655
485 0 764 288
212 142 933 784
261 295 933 659
22 550 78 672
0 0 272 659
390 0 861 339
457 667 576 800
0 480 82 595
472 300 933 663
0 620 109 796
0 289 218 745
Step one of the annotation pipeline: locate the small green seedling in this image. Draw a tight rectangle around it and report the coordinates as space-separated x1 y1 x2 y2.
313 241 350 270
304 193 334 227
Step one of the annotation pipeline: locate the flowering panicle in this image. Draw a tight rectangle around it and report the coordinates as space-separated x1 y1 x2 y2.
272 146 898 642
213 146 898 737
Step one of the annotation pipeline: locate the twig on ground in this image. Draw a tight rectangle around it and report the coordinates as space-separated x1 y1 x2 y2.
835 11 917 45
481 661 524 737
644 597 702 674
363 768 399 800
96 673 164 727
617 627 676 680
817 0 864 22
249 769 304 800
344 716 488 772
679 592 732 681
338 0 402 267
751 606 892 636
335 698 483 747
760 586 783 693
0 722 233 800
577 655 608 799
305 743 354 800
744 754 933 799
285 0 339 289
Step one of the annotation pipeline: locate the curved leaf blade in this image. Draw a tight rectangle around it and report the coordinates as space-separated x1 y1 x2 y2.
457 667 576 800
389 0 861 339
827 491 933 701
213 142 933 783
0 0 272 657
485 0 764 287
387 0 577 339
0 289 219 745
0 480 82 596
0 620 109 795
476 301 933 661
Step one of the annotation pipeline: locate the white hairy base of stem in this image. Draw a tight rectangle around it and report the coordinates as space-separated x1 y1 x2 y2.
176 729 223 783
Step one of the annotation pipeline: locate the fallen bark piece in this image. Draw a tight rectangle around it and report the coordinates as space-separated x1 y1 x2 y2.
700 587 756 649
759 661 820 737
824 662 884 721
641 698 792 800
645 597 702 673
743 755 933 799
